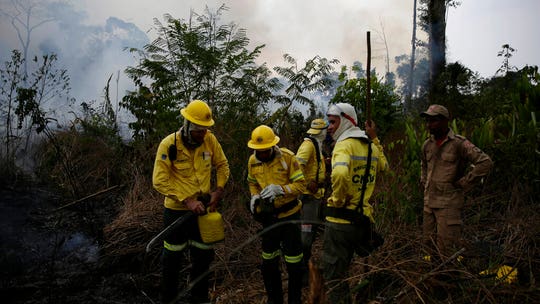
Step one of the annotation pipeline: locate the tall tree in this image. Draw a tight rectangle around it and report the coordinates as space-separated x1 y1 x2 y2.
419 0 460 102
378 20 391 79
122 6 276 142
425 0 446 101
121 6 279 180
405 0 418 112
496 44 517 76
271 54 339 143
0 0 58 78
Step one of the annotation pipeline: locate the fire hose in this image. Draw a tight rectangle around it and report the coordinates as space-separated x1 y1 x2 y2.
145 211 194 253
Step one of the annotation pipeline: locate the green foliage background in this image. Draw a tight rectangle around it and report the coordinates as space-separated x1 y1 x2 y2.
1 5 539 302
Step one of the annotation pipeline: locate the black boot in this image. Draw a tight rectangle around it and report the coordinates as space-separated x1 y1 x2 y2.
189 247 214 303
161 249 182 303
262 258 283 304
286 262 303 304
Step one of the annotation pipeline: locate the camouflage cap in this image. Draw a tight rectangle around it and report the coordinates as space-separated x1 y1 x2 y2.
421 104 450 119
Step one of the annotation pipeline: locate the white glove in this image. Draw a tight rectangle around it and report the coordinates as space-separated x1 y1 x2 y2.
250 194 261 214
260 184 284 200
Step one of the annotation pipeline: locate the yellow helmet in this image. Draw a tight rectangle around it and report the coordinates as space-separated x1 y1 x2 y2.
247 125 280 150
180 100 215 127
307 118 328 135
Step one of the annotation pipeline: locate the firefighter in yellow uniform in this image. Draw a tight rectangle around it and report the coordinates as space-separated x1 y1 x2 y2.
153 100 230 304
247 125 306 304
323 103 388 304
295 118 328 271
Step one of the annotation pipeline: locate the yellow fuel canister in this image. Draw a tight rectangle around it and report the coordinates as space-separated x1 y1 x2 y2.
198 209 225 244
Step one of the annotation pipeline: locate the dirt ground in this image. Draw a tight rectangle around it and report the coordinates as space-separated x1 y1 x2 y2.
0 183 275 304
0 184 159 303
3 182 539 304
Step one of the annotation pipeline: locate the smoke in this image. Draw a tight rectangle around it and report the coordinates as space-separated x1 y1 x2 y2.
237 0 416 74
1 0 419 117
42 3 149 103
0 1 149 110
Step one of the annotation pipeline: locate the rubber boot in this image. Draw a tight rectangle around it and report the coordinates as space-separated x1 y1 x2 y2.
189 247 214 303
286 262 303 304
161 249 182 303
301 229 313 285
301 228 314 262
262 258 283 304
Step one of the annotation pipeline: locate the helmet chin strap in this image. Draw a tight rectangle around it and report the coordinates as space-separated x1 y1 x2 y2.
182 121 202 149
312 129 327 141
255 146 276 163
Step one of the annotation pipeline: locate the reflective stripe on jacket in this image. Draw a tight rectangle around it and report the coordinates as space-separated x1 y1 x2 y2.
247 147 306 218
421 129 492 209
152 130 230 210
326 137 388 224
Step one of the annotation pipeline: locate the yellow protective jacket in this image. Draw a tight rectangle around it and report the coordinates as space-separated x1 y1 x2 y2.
247 147 306 218
152 130 230 210
327 137 388 223
421 129 492 209
296 138 326 198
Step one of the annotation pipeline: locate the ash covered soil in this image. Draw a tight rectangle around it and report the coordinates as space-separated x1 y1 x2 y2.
0 185 159 304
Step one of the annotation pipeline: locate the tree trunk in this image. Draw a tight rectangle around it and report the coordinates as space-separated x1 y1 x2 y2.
406 0 418 112
427 0 447 101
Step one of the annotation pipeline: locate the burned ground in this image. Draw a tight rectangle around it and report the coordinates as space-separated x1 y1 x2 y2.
1 184 152 304
2 180 539 303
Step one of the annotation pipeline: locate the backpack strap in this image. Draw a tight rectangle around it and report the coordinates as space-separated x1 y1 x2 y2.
354 138 372 215
307 136 321 186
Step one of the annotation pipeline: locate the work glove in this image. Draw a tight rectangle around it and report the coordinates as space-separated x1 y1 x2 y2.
479 265 518 284
250 194 261 214
260 184 284 200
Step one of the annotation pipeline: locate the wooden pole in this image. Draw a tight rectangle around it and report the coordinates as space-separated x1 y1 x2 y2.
366 31 372 122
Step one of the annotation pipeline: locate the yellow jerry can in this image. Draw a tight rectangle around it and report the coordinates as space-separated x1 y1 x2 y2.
198 209 225 244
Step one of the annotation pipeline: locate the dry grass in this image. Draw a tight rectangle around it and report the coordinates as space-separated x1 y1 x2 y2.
100 154 540 304
102 169 162 268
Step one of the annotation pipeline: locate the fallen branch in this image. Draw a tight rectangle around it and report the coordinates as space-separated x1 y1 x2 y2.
55 184 121 211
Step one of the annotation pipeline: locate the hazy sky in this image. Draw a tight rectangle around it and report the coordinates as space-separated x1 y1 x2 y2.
446 0 539 76
1 0 539 103
79 0 415 73
78 0 539 76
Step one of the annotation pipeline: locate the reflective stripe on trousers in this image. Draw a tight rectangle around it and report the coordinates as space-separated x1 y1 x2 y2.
262 249 303 264
164 239 214 251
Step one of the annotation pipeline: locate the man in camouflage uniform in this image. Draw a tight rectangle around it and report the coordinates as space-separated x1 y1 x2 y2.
421 104 493 256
